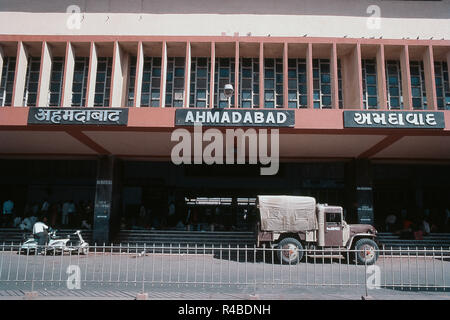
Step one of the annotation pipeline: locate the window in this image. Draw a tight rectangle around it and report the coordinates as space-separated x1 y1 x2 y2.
326 212 341 224
214 58 235 108
93 57 112 107
0 57 16 106
409 61 427 110
385 60 403 109
165 57 185 107
362 59 378 109
239 58 259 108
140 57 161 107
287 58 307 108
126 56 136 107
23 57 41 107
434 61 449 110
313 59 332 109
338 59 343 108
190 57 210 108
48 57 65 106
71 57 89 107
264 58 283 108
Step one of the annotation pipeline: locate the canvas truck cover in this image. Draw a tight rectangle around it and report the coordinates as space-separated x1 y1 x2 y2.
258 196 318 232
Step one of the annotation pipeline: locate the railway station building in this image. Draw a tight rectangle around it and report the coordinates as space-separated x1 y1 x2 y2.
0 0 449 243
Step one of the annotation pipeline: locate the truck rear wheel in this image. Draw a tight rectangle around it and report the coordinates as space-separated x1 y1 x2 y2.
354 238 379 265
277 238 304 264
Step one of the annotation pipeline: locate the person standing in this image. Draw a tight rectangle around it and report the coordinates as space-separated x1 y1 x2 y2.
33 217 49 254
41 199 50 215
62 200 70 227
68 200 76 228
2 199 14 227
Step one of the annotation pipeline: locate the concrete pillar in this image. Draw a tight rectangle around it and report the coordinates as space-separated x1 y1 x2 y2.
0 45 4 86
234 41 239 108
61 42 75 107
134 41 144 107
110 41 129 107
306 43 313 108
259 42 264 108
283 42 288 108
86 42 98 107
376 44 387 109
93 156 122 245
12 41 29 107
209 42 215 108
346 159 375 225
37 42 53 107
447 51 450 82
184 41 191 107
341 44 363 109
422 45 437 110
400 45 412 110
159 41 167 107
330 43 339 109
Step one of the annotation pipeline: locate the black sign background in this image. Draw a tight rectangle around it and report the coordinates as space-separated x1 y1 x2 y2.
344 110 445 129
28 107 129 125
175 109 295 127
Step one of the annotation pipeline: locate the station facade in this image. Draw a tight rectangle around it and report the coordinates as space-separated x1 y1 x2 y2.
0 0 449 243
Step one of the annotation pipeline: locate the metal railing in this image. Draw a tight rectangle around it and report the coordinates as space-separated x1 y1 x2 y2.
0 243 449 295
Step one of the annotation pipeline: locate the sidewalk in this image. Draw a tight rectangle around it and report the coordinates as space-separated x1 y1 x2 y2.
1 285 449 300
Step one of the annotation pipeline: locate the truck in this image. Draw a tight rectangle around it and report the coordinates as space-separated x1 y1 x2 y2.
256 195 379 265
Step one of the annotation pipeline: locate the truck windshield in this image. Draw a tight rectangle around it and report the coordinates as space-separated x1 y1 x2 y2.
326 212 341 224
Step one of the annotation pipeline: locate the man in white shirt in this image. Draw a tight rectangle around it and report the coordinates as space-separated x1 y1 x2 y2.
33 217 49 254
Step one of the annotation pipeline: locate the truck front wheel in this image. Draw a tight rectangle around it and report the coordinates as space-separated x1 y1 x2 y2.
354 238 379 265
277 238 304 264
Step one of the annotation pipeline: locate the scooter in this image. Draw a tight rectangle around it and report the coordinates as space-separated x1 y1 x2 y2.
19 230 89 255
68 230 89 255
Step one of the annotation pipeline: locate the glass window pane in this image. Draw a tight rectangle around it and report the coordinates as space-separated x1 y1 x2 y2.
264 91 274 100
175 68 184 77
242 90 251 100
242 101 251 108
411 76 420 86
368 97 378 107
264 79 274 89
388 76 398 86
366 75 376 85
321 74 330 83
300 95 307 105
219 68 229 77
288 91 297 100
322 96 331 105
390 97 400 107
265 70 274 78
264 101 274 108
321 85 331 94
367 86 377 96
366 65 376 74
412 98 422 108
197 100 206 108
389 86 399 96
412 87 421 97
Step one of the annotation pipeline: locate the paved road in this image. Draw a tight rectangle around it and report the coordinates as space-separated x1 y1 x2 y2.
0 250 449 300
